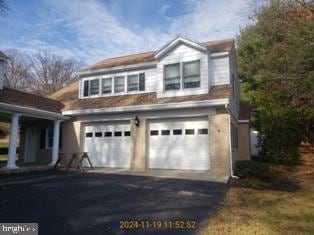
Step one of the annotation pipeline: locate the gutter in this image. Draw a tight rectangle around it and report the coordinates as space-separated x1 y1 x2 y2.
62 98 229 116
0 102 69 120
225 103 239 179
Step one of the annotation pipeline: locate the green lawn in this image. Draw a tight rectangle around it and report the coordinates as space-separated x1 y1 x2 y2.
202 164 314 235
0 138 9 148
0 138 9 161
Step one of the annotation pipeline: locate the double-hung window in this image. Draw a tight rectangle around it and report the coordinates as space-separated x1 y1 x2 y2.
90 79 100 95
183 60 200 89
127 75 138 92
114 76 125 93
164 63 180 90
127 73 145 92
102 77 112 94
164 60 200 91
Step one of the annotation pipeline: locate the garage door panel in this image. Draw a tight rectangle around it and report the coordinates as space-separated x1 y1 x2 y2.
149 119 209 171
84 123 131 168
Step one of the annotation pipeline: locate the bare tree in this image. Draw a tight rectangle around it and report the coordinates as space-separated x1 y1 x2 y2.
0 0 9 15
4 49 33 90
31 50 80 96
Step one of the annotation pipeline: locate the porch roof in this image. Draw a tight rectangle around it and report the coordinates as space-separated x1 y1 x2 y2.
0 87 64 112
0 87 68 120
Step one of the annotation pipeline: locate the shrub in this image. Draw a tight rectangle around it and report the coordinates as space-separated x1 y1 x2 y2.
235 160 275 181
257 109 303 165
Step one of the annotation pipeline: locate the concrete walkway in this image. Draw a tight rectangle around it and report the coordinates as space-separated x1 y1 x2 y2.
88 168 229 183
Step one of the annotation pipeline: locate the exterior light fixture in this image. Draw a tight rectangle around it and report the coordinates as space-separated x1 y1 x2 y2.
135 116 140 127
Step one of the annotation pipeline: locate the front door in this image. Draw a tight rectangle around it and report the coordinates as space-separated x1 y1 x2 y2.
24 127 39 163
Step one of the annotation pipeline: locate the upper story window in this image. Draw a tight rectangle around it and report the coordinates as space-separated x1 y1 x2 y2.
164 63 180 90
102 77 112 94
82 72 145 97
90 79 100 95
183 60 200 88
114 76 125 93
127 75 138 92
164 60 200 91
83 80 89 97
127 73 145 92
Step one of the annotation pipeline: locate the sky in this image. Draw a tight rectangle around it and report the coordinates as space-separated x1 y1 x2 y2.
0 0 252 65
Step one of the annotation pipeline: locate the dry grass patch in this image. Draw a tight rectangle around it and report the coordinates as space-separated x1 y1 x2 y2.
202 164 314 235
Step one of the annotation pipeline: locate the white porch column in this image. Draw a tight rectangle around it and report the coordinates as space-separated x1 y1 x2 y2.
49 120 61 166
4 113 20 169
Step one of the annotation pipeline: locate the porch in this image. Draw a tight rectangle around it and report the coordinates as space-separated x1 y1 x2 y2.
0 101 69 169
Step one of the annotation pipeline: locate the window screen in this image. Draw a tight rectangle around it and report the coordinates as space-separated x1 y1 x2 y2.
114 76 125 93
90 79 100 95
102 78 112 94
127 75 138 92
164 63 180 90
183 60 200 88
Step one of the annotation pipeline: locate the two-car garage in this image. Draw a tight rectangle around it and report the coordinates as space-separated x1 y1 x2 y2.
84 117 209 171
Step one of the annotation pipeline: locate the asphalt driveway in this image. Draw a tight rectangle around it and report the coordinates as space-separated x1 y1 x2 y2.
0 171 229 235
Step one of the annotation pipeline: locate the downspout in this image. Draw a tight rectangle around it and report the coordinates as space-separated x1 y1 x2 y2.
225 104 239 179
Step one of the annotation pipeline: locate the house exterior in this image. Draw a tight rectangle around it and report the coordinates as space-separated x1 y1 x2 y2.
0 36 251 180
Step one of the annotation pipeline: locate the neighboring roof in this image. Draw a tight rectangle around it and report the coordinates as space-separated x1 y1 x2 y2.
0 87 64 113
82 38 233 72
0 50 7 61
50 80 231 111
239 101 251 120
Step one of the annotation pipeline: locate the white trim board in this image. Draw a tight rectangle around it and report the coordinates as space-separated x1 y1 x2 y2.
155 36 208 59
0 102 69 120
77 107 217 123
62 98 229 116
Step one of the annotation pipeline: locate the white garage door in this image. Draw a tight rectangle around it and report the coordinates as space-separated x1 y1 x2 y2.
84 123 131 168
149 118 209 170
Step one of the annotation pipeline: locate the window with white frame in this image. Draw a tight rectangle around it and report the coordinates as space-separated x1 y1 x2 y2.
90 79 100 95
127 73 145 92
183 60 200 88
127 74 138 92
102 77 112 94
164 60 201 91
164 63 180 90
114 76 125 93
39 127 62 150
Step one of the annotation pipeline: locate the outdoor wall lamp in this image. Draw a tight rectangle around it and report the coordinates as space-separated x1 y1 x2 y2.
135 116 140 127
